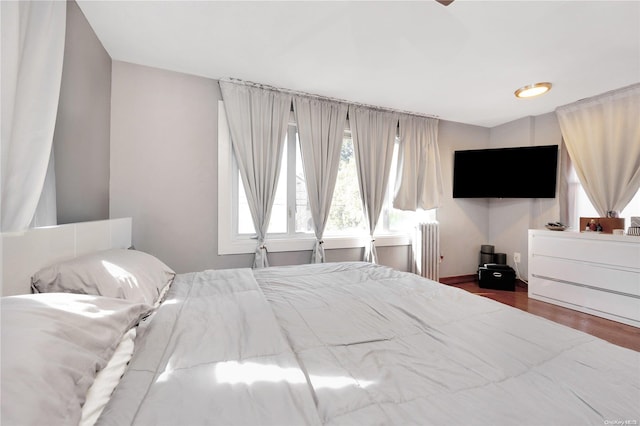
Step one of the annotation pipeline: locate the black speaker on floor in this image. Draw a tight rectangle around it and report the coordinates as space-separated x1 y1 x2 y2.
479 264 515 291
494 253 507 265
479 245 495 267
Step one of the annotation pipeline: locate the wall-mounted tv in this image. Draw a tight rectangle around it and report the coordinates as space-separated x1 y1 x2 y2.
452 145 558 198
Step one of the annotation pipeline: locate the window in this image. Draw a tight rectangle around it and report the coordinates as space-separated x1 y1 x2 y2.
218 101 422 255
325 136 366 234
569 166 640 228
235 131 422 238
235 125 314 236
324 136 434 235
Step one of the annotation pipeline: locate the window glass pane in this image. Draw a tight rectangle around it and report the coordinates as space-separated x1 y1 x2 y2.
267 142 288 234
620 190 640 219
576 185 640 221
386 208 417 232
294 134 313 233
571 165 639 226
575 185 598 219
381 142 437 232
237 175 255 234
235 125 432 240
326 137 366 234
237 142 288 235
383 142 415 232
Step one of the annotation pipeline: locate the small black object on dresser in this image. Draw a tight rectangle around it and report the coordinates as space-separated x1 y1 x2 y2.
478 264 516 291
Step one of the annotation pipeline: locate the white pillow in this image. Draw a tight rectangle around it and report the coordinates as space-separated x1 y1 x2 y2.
32 248 175 306
0 293 150 426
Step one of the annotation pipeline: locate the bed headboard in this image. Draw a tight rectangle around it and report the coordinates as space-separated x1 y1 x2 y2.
0 218 132 296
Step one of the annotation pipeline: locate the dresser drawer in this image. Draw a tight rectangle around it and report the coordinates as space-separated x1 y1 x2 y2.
530 234 640 268
530 255 640 297
530 276 640 325
528 229 640 328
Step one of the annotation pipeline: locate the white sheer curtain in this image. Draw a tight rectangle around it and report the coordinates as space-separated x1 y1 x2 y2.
293 97 347 263
393 115 443 211
349 105 398 263
555 83 640 217
30 150 57 228
1 0 65 232
557 140 577 230
219 81 292 268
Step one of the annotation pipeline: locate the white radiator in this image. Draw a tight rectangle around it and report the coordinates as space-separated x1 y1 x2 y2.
412 222 440 281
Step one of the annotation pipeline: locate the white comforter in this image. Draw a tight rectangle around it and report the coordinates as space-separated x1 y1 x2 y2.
97 268 322 425
99 262 640 425
255 262 639 425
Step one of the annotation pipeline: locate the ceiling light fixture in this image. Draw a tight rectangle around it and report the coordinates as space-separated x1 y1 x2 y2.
514 82 552 99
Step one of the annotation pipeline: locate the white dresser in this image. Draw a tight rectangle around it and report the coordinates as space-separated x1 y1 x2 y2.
528 229 640 327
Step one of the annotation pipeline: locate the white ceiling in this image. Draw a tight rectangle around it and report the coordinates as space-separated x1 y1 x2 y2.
76 0 640 128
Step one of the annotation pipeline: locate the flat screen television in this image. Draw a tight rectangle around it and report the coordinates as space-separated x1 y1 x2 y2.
452 145 558 198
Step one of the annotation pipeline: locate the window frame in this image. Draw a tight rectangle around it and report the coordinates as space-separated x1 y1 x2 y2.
217 100 411 255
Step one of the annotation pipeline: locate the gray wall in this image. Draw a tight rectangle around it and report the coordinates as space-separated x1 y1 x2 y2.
109 61 221 273
109 62 564 277
437 120 491 278
488 113 562 278
53 0 111 224
434 113 563 279
428 113 562 279
109 61 412 274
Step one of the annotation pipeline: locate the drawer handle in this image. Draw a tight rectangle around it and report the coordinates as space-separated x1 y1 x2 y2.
492 272 502 278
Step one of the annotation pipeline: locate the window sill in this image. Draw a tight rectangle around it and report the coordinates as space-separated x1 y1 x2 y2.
218 233 411 255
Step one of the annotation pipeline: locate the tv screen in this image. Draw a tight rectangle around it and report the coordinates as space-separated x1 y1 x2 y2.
452 145 558 198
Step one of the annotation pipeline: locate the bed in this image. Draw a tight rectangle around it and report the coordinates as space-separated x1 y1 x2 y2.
1 220 639 425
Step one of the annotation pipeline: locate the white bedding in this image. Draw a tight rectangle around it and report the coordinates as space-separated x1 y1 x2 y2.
96 268 322 425
0 293 151 426
80 328 137 426
254 262 640 425
96 262 639 425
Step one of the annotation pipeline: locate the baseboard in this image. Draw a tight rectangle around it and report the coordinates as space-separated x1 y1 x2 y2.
516 279 528 289
440 274 528 289
439 274 477 285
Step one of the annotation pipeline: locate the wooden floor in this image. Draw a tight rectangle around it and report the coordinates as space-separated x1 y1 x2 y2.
443 278 640 352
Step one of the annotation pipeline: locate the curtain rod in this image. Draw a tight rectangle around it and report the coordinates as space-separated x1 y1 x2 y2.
556 82 640 111
219 77 439 121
